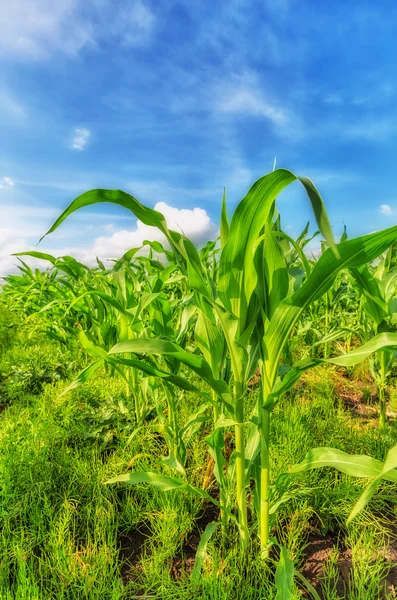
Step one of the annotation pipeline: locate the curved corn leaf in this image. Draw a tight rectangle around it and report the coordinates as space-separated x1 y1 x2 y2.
325 332 397 366
63 358 105 393
290 447 397 483
348 443 397 523
112 247 141 271
40 188 211 297
195 309 226 379
105 470 216 503
218 170 337 334
14 250 57 265
191 522 218 583
295 571 321 600
108 337 233 410
107 356 213 400
14 251 88 278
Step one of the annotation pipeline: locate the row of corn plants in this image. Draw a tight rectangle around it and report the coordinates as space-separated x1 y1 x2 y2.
2 169 397 597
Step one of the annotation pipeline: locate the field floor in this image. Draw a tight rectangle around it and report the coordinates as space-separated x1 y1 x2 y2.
1 316 397 599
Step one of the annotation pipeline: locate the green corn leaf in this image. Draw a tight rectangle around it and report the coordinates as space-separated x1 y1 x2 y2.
276 230 311 277
325 332 397 366
348 443 397 523
40 187 211 295
191 522 218 583
107 356 213 400
180 405 210 441
112 247 141 271
218 169 336 335
105 471 216 504
264 225 397 385
63 359 105 393
350 265 389 325
290 447 397 483
78 330 107 359
14 250 57 265
220 188 229 248
205 429 226 486
266 332 397 407
294 571 322 600
63 290 134 321
41 190 170 243
108 338 233 410
275 546 294 600
263 218 289 319
14 251 88 278
132 292 161 321
161 454 186 475
195 309 226 379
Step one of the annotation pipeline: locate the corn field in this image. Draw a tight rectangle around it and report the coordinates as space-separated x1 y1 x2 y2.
1 169 397 599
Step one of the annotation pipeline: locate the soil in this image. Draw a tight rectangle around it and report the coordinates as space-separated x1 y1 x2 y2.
301 532 348 598
171 500 220 580
301 526 397 599
322 369 397 423
118 522 152 585
117 501 219 588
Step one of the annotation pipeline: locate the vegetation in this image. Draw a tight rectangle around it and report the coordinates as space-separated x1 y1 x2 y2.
1 169 397 599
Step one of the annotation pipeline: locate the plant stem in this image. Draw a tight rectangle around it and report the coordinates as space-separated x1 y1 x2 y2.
259 404 271 559
234 393 249 551
378 351 387 428
324 292 330 359
165 386 179 458
212 395 228 544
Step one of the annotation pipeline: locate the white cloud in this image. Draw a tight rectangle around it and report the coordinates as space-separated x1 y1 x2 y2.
0 0 91 58
0 227 57 277
82 201 217 263
213 72 290 129
72 128 90 150
0 228 30 277
0 177 14 188
379 203 394 216
0 0 155 59
218 87 287 125
113 0 155 47
0 200 217 275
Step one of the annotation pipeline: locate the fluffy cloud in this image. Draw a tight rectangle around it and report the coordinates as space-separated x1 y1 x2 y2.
379 203 394 216
0 201 217 275
0 0 155 59
216 73 288 126
0 228 30 277
218 88 287 125
0 177 14 189
81 202 217 263
71 128 90 150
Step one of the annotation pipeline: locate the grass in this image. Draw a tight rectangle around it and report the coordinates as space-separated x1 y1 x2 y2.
0 310 397 598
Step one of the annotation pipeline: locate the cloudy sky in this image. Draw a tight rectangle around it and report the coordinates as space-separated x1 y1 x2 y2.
1 0 397 275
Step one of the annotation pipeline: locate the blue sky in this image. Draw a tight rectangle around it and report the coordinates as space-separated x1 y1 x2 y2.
1 0 397 274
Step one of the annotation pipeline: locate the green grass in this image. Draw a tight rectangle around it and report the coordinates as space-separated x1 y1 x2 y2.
0 317 397 599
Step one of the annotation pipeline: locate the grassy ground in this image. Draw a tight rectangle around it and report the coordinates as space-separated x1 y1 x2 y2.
1 307 397 599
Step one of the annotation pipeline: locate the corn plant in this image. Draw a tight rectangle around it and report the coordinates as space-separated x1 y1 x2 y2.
39 170 397 566
348 242 397 426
